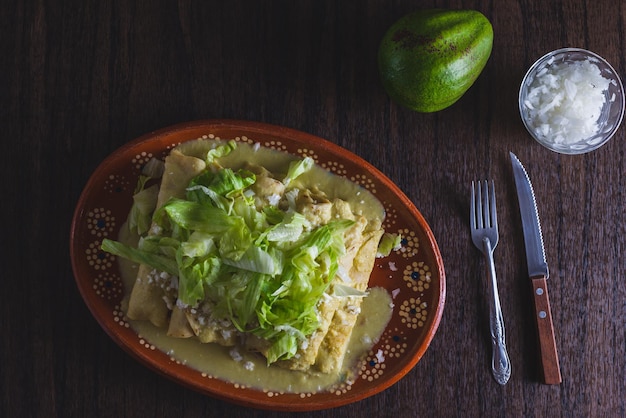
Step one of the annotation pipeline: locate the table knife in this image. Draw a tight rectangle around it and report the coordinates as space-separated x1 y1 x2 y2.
510 152 562 385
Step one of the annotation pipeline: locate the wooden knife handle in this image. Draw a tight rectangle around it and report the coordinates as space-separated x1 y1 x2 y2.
531 276 562 384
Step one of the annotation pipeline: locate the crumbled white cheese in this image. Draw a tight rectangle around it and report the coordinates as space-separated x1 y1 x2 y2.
267 193 281 206
176 298 189 310
523 58 613 145
218 318 232 328
346 304 361 315
375 349 385 364
229 348 243 362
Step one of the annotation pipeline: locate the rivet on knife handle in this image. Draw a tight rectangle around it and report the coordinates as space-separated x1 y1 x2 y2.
531 275 562 384
510 152 562 385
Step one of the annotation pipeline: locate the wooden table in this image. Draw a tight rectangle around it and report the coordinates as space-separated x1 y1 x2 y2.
3 1 625 416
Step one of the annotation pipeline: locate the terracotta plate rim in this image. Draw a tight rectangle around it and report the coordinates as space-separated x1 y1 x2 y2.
70 119 446 412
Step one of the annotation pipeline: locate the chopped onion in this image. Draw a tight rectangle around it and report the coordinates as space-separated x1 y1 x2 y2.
523 59 613 145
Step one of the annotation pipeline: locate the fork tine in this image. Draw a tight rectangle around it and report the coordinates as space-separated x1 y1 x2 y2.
476 181 483 229
469 179 508 384
482 180 490 228
489 180 497 231
472 180 497 231
471 181 476 229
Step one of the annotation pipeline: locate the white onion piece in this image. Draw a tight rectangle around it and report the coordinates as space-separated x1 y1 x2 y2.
524 59 614 144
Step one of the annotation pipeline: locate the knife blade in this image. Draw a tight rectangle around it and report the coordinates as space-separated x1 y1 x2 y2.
510 152 562 385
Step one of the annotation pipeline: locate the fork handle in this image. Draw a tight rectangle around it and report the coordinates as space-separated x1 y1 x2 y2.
484 239 511 385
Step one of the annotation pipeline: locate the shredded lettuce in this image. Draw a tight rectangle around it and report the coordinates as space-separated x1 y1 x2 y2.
101 238 178 276
187 168 255 206
333 283 369 297
126 158 165 235
222 245 283 275
156 199 235 233
282 156 314 186
127 184 159 235
205 140 237 166
141 157 165 178
176 250 221 306
376 232 402 257
102 153 359 364
266 332 299 364
180 232 216 258
261 212 310 243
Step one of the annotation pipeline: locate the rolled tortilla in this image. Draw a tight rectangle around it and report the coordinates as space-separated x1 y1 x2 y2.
126 141 386 375
274 212 383 372
315 227 384 373
126 149 206 326
167 306 195 338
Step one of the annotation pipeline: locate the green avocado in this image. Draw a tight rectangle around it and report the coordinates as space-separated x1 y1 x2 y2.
378 9 494 113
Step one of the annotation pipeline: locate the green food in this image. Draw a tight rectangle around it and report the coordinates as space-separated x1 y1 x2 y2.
102 143 363 364
378 9 493 112
376 232 402 257
126 158 164 235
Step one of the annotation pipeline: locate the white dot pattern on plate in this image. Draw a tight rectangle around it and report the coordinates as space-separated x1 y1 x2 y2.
349 173 376 193
399 298 428 329
131 152 154 170
93 271 123 300
383 206 399 227
296 147 319 162
86 208 115 238
396 228 419 258
321 160 347 176
113 305 130 328
263 140 288 152
76 132 439 401
85 240 114 270
104 174 130 194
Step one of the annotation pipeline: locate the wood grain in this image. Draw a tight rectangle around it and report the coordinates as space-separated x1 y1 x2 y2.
531 276 562 385
2 1 625 417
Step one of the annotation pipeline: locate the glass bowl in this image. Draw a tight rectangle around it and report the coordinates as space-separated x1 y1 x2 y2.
519 48 625 154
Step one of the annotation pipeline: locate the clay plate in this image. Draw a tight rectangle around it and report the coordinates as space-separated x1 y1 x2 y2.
70 120 445 411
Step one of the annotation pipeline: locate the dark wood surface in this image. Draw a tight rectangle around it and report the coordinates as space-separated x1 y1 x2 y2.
3 1 625 417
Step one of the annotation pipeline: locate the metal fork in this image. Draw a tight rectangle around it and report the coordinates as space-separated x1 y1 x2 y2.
470 180 511 385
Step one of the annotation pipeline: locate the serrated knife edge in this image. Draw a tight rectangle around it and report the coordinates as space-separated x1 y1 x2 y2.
509 152 549 279
509 151 561 385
